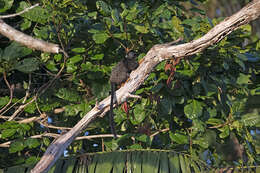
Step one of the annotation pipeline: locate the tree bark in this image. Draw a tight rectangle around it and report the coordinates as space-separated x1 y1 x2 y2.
0 19 59 53
31 0 260 172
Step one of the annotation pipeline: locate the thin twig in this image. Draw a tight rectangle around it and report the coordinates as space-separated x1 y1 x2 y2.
37 121 72 131
8 96 37 121
0 133 122 148
0 4 39 19
150 128 170 138
0 72 14 114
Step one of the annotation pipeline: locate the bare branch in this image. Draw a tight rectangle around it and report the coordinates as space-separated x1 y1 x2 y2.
0 133 121 148
150 128 170 138
8 96 37 121
31 1 260 172
0 3 39 19
0 20 59 53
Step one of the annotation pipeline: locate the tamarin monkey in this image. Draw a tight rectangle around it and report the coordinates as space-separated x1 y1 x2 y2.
109 51 139 138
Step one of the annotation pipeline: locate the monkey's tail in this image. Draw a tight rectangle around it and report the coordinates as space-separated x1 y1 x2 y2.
110 82 117 139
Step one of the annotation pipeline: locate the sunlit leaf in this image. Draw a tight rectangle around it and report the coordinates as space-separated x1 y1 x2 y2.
9 140 25 153
184 100 203 120
93 33 110 44
169 132 189 144
1 129 16 138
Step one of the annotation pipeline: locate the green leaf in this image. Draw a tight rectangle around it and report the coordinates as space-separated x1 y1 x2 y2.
43 138 50 147
180 155 189 173
207 108 217 117
54 54 62 62
169 153 180 173
25 138 40 148
172 16 184 33
111 9 120 24
130 151 142 172
1 129 16 138
95 153 113 173
91 53 104 60
142 152 159 173
129 143 143 149
9 140 25 153
81 62 93 71
20 18 31 31
0 0 13 13
88 11 97 19
14 58 40 73
184 100 203 120
131 104 146 125
25 156 38 165
25 156 39 165
34 27 49 40
0 96 9 108
0 121 19 129
159 98 172 115
2 42 32 61
68 55 83 64
241 113 260 127
18 2 49 24
191 120 205 136
24 103 36 114
136 134 149 143
236 73 250 85
190 160 200 173
193 138 208 148
71 48 86 53
206 118 224 126
159 152 169 173
169 132 189 144
96 1 111 16
20 123 31 131
66 63 77 73
93 33 110 44
134 24 149 34
55 88 80 102
219 126 229 138
46 60 58 72
64 105 77 116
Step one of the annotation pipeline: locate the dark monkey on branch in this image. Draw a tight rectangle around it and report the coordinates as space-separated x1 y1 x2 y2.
109 51 139 138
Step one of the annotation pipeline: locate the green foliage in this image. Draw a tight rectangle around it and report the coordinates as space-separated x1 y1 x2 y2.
17 2 50 24
0 0 260 170
0 0 13 13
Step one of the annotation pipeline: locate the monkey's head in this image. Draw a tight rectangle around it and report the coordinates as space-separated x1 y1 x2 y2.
125 51 137 60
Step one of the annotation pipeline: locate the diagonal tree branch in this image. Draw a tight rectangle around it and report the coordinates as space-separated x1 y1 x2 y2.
0 19 59 53
31 1 260 172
